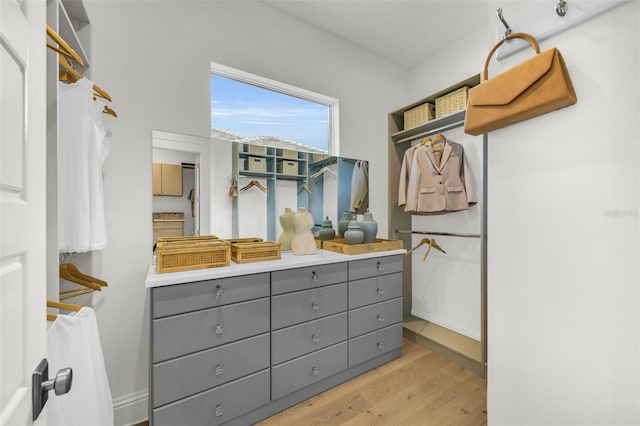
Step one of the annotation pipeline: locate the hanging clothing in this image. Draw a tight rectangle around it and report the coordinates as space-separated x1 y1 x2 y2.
58 79 110 252
349 160 369 214
404 140 477 213
398 145 419 208
47 307 114 426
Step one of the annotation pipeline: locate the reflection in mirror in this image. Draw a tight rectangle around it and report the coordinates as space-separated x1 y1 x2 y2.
152 131 368 248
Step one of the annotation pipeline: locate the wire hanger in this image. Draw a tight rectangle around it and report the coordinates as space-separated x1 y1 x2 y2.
240 180 268 193
297 182 312 195
406 237 447 262
47 300 82 321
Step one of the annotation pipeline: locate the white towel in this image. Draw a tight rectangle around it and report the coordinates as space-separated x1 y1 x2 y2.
47 307 113 426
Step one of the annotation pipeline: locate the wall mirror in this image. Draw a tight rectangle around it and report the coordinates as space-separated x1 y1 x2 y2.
151 130 369 244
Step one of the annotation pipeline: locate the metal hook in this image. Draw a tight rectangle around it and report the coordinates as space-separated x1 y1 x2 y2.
555 0 568 17
496 8 512 40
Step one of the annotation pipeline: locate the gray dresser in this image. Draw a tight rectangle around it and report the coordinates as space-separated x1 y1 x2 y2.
149 253 403 425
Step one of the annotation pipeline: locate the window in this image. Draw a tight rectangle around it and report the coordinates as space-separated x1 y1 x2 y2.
211 62 339 154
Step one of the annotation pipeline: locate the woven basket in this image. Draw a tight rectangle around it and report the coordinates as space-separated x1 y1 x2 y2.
230 241 281 264
435 86 469 118
277 160 298 175
404 102 434 130
156 236 230 273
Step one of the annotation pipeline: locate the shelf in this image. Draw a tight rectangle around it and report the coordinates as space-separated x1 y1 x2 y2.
391 110 467 145
239 171 273 179
239 151 270 159
275 173 306 181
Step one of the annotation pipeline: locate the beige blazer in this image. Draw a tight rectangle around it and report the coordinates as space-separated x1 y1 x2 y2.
404 140 477 213
398 145 418 208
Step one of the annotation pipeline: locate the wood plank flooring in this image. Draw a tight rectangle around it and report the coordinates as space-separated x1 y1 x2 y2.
258 338 487 426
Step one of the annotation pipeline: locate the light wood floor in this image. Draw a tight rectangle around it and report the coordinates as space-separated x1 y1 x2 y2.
259 338 487 426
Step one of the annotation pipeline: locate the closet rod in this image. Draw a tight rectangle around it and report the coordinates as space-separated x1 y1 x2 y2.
395 229 481 239
393 119 465 145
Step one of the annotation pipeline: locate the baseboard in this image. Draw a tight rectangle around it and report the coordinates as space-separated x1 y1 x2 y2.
113 389 148 426
410 308 481 341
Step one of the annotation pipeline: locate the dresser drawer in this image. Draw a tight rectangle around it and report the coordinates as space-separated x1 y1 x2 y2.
153 333 269 408
271 283 347 330
153 298 270 362
152 273 269 318
349 272 402 309
153 369 270 426
271 342 348 400
272 312 347 365
272 262 347 295
348 297 402 338
348 255 403 281
349 323 402 367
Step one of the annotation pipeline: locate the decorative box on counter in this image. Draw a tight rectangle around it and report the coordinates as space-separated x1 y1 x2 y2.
155 235 229 273
322 238 403 255
224 238 282 264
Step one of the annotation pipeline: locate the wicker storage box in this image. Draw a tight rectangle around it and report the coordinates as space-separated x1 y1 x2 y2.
245 156 267 172
229 240 281 263
310 153 329 163
156 236 230 273
277 160 298 175
404 103 435 130
435 86 469 118
245 144 267 155
281 149 298 159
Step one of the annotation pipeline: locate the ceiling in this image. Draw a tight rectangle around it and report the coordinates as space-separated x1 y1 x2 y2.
263 1 489 69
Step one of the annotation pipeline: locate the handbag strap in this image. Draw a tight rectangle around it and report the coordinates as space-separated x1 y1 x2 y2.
482 32 541 82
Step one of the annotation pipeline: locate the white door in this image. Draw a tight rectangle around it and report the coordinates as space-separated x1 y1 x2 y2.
0 0 47 424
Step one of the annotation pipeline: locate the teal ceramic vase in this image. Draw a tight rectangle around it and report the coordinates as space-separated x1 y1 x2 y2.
318 217 336 241
360 209 378 244
344 220 364 245
337 211 352 238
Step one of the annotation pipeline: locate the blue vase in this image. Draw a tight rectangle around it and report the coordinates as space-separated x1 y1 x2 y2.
344 221 364 245
337 211 352 238
360 209 378 244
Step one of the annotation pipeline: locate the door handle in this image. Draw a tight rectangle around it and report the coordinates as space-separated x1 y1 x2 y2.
32 359 73 420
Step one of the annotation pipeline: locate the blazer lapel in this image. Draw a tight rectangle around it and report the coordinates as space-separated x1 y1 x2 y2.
438 143 453 172
424 144 441 172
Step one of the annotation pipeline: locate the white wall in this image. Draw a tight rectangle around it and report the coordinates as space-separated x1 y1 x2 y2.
485 2 639 425
84 1 408 424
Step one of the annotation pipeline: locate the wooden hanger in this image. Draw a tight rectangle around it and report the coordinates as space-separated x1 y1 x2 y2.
297 182 312 195
406 237 447 261
61 263 108 287
103 105 118 118
58 54 113 102
240 180 268 193
419 137 432 146
310 166 338 179
46 24 85 67
430 134 447 152
59 263 104 292
47 300 82 321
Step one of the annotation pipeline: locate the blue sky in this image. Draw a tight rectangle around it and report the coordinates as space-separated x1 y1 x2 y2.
211 75 329 152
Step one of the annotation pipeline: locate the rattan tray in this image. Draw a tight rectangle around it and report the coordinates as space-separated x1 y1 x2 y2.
322 238 403 255
156 236 230 273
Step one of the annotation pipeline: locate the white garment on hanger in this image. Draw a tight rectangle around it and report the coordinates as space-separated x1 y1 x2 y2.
58 79 110 252
47 307 113 426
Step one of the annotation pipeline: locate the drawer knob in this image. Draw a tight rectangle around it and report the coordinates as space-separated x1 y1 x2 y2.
377 342 385 350
311 366 320 376
215 285 223 298
215 364 223 376
311 271 319 282
377 314 384 322
311 302 320 311
376 261 384 271
311 334 320 344
215 404 224 417
215 324 224 335
377 288 384 295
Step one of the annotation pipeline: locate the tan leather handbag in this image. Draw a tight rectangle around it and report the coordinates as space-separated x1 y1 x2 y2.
464 32 577 136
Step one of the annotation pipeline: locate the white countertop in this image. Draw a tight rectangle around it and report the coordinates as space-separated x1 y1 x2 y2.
145 249 406 288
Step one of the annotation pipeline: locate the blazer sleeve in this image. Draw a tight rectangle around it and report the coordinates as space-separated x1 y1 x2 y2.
398 148 413 207
404 146 423 212
462 153 478 206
